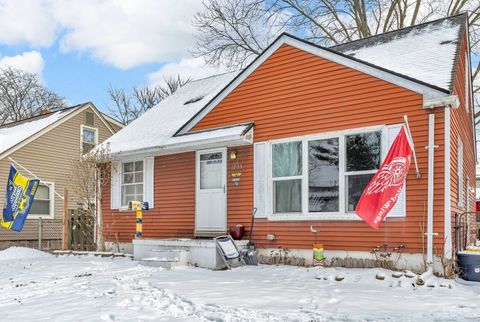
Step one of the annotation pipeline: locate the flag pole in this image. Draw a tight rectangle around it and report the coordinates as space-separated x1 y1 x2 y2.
403 115 421 179
8 157 64 200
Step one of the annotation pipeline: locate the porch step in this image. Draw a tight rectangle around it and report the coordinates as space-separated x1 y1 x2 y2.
139 256 180 269
133 238 249 269
139 249 190 269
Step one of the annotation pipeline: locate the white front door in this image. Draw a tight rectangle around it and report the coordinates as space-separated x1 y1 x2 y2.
195 148 227 235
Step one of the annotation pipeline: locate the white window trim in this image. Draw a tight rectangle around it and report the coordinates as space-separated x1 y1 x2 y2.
119 160 145 210
28 181 55 219
267 125 386 221
80 124 98 153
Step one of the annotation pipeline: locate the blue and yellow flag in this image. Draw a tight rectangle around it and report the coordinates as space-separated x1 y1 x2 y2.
1 165 39 232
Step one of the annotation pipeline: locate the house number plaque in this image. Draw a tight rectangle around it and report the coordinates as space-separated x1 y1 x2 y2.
231 171 242 186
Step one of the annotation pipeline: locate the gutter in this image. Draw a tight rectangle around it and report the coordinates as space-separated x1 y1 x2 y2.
110 131 253 159
444 106 453 259
424 95 459 109
424 95 457 263
426 114 439 264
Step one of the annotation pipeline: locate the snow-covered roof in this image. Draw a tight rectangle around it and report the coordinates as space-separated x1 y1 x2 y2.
332 14 466 91
105 15 467 157
0 106 84 156
103 72 240 156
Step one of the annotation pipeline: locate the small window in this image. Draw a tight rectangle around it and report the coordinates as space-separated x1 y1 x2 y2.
272 141 302 213
81 126 97 153
345 131 381 211
121 161 144 207
85 111 95 126
199 153 223 189
30 183 53 218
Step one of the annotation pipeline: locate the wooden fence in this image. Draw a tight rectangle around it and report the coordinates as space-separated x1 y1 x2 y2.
68 209 96 251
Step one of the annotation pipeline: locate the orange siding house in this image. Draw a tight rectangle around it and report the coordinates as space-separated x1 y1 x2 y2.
101 14 475 271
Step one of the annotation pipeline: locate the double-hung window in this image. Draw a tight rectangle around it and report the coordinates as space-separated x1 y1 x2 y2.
272 141 302 213
121 161 143 207
269 128 383 217
29 183 54 219
81 125 97 153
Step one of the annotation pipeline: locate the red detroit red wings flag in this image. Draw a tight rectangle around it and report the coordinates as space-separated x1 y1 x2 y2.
355 126 412 229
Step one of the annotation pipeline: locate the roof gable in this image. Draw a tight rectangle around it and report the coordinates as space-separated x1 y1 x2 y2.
0 106 81 158
178 27 457 134
0 102 114 159
104 15 465 156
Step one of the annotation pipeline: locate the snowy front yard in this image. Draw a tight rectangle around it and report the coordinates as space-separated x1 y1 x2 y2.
1 248 480 321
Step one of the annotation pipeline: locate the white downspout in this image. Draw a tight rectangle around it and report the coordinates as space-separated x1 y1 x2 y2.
426 113 438 265
444 107 452 259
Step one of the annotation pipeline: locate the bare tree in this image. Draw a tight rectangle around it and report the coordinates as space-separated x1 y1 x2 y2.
107 75 190 124
194 0 480 112
69 144 113 251
192 0 286 69
0 66 67 125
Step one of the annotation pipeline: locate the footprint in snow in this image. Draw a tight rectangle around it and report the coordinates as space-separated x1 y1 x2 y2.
100 314 115 321
352 275 362 283
328 298 339 304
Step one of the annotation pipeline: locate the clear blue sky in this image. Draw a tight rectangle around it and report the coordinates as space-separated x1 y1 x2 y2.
1 42 162 113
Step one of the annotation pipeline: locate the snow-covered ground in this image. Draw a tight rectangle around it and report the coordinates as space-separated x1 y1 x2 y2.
1 247 480 322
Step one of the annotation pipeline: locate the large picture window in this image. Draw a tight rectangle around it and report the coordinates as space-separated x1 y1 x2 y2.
121 161 143 207
270 128 382 216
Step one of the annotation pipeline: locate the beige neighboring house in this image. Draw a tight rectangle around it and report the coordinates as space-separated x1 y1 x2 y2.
0 102 123 249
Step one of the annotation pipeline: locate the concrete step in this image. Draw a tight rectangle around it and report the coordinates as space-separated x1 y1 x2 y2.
139 257 179 269
138 249 190 269
149 249 188 259
133 239 249 269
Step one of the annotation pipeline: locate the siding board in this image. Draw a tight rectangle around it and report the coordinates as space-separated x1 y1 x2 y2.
0 106 117 241
450 31 476 246
103 43 448 254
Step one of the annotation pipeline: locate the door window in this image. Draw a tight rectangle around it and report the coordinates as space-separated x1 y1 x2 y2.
200 152 223 189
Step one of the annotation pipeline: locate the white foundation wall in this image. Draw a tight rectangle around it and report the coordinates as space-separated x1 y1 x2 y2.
256 248 445 273
105 242 134 254
105 241 443 273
